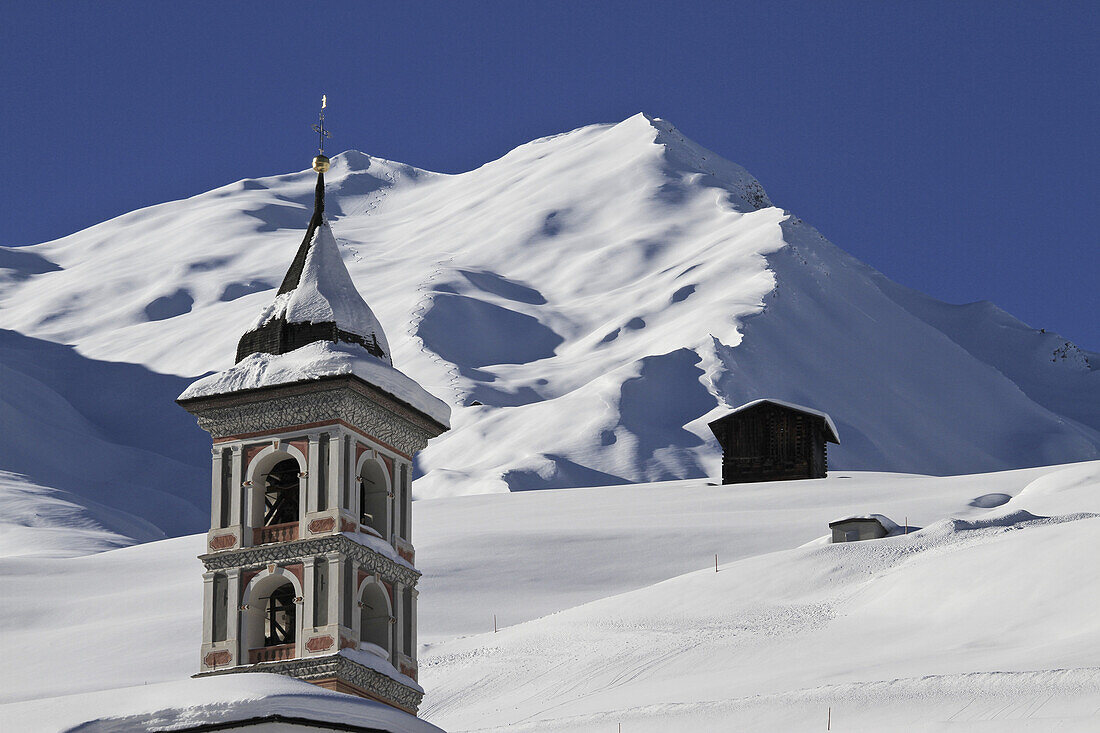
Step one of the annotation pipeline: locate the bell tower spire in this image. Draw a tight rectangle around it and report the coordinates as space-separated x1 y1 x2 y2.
274 97 330 299
236 96 390 365
179 98 450 717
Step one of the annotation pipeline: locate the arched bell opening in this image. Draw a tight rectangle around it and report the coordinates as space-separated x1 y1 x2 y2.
359 459 389 539
242 572 301 664
263 459 300 526
359 581 392 660
247 448 305 545
264 584 297 646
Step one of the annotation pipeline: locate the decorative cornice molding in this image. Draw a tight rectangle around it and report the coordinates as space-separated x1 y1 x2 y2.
200 534 419 587
195 653 423 713
179 376 446 450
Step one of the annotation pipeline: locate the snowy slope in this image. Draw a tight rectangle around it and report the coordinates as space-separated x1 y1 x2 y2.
2 463 1097 731
416 460 1100 731
412 465 1058 643
0 329 210 547
1 113 1097 517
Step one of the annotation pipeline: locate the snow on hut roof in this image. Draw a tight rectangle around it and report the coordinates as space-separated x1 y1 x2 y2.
716 398 840 443
829 513 901 534
179 341 450 428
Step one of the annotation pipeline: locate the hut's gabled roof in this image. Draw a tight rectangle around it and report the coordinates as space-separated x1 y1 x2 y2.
829 513 900 533
709 398 840 443
235 170 390 364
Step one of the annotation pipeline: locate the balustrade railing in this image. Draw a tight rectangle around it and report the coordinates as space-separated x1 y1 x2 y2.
252 522 298 545
249 643 295 664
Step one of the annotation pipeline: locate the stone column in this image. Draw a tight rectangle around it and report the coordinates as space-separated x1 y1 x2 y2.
401 461 411 542
226 567 242 663
348 559 361 639
409 586 419 661
229 444 244 528
392 580 404 665
346 438 358 518
209 448 224 530
387 467 395 544
391 462 401 543
306 434 321 515
302 558 316 633
201 570 216 645
327 430 342 516
327 552 343 632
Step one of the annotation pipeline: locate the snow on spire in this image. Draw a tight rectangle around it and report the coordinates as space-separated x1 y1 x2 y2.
249 214 390 356
234 167 391 365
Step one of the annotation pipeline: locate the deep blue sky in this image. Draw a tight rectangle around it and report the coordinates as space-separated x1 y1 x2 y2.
2 2 1096 349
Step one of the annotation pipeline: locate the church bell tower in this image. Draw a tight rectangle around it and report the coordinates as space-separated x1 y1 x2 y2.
177 103 449 715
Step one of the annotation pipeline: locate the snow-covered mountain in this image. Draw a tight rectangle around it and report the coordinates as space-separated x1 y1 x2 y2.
1 113 1097 539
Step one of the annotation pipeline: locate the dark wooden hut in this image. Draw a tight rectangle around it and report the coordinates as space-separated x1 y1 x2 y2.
829 514 898 543
708 399 840 484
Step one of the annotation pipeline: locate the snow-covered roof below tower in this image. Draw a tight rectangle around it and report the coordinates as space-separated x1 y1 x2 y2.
179 341 450 428
0 674 443 732
249 216 390 359
717 398 840 443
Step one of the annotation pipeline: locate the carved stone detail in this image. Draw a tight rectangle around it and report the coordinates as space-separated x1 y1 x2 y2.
203 650 232 668
209 534 237 550
308 517 336 534
184 382 439 456
305 635 335 652
200 534 419 587
196 654 423 712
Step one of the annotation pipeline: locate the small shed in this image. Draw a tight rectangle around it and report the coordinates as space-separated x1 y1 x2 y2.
829 514 900 543
708 399 840 484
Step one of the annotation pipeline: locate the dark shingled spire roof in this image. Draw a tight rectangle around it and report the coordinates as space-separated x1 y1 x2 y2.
235 168 391 365
277 170 327 296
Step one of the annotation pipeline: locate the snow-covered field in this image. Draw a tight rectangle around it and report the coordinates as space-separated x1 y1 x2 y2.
417 462 1100 731
2 462 1098 730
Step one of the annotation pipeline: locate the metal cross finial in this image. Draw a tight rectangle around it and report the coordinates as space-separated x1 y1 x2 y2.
312 94 331 154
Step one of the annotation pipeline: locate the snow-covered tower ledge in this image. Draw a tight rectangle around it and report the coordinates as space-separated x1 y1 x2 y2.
177 129 449 716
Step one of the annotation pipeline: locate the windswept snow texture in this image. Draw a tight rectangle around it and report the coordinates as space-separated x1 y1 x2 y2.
0 114 1097 500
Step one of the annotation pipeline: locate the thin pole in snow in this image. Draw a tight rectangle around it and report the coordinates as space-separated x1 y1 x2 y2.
905 517 908 534
715 554 718 572
827 706 831 730
493 614 497 633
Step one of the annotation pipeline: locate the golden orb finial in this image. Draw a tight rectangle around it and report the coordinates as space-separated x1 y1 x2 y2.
312 154 331 172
